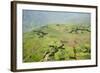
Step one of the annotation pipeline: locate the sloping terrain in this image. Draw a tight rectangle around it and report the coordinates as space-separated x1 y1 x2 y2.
23 24 91 62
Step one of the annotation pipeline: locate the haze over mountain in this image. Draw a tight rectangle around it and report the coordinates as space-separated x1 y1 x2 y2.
22 10 91 32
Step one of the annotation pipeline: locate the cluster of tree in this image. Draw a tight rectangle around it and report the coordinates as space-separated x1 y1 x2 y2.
41 44 65 61
69 25 90 34
33 30 48 38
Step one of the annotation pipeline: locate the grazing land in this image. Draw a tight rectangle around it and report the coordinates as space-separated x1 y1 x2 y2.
23 24 91 62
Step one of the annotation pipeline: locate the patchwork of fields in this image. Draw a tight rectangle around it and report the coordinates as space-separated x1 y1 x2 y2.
23 24 91 62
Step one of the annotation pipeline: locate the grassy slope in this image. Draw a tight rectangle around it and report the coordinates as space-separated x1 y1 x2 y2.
23 24 91 62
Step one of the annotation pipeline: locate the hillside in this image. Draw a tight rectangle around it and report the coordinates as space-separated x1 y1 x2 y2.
23 24 91 62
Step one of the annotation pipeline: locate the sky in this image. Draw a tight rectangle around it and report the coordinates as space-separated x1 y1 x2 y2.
22 10 91 32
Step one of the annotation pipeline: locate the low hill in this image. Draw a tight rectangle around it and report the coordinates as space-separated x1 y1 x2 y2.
23 24 91 62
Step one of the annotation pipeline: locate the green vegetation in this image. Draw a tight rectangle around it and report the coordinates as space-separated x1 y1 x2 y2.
23 24 91 62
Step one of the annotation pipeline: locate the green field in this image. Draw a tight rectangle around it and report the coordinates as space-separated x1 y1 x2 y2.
23 24 91 62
